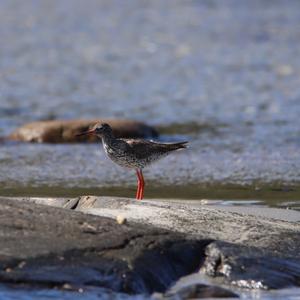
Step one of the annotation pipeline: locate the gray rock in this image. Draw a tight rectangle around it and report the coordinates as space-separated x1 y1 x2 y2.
0 196 300 297
0 198 209 296
71 196 300 259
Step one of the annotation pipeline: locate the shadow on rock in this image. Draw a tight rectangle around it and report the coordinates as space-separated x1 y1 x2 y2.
0 240 212 295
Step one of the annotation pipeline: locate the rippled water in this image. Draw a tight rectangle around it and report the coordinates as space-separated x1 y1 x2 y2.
0 285 147 300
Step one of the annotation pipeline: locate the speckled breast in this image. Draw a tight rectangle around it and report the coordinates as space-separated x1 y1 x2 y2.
103 143 165 169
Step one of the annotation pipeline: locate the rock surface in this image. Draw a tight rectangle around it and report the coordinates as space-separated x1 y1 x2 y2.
71 196 300 259
1 196 300 298
0 197 210 296
8 119 158 143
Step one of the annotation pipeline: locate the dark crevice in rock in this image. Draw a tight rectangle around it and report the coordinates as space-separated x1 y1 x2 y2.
125 239 213 294
67 197 80 210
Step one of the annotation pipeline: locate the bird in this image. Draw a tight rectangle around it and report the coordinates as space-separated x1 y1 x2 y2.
76 123 188 200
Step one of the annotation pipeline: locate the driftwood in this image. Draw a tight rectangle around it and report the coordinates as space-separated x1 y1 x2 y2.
8 119 158 143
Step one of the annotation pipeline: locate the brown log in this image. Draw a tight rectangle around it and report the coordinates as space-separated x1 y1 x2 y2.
8 119 158 143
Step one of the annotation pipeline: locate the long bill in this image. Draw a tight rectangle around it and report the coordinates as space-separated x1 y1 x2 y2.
75 129 96 137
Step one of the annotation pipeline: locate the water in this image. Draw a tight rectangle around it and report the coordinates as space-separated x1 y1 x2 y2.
1 0 300 193
1 0 300 199
0 0 300 298
0 284 147 300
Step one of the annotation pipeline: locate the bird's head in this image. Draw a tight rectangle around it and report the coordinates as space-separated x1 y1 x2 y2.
76 123 113 138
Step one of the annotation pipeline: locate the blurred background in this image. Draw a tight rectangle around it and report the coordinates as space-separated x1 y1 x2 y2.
0 0 299 210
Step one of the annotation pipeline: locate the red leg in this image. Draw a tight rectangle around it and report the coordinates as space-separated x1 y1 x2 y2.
135 170 141 200
137 169 145 200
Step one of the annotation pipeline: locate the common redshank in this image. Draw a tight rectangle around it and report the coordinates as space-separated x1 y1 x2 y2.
77 123 188 200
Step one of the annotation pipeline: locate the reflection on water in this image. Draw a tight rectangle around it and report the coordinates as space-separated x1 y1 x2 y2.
0 284 147 300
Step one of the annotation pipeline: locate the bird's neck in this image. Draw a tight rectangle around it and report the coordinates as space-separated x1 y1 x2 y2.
100 132 115 146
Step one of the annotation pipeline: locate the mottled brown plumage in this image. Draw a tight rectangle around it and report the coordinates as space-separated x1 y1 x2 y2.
76 123 188 199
